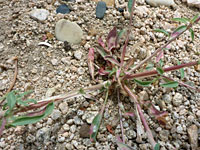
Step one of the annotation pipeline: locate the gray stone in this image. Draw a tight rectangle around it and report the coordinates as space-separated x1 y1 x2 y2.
70 125 76 133
163 94 172 104
96 1 107 19
146 0 175 6
51 59 58 66
51 109 62 120
0 43 4 52
55 19 83 44
36 127 51 143
74 51 82 60
59 102 68 114
77 67 85 75
30 9 49 21
173 93 183 106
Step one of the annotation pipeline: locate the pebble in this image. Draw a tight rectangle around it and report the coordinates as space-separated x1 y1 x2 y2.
173 93 183 106
77 67 85 75
146 0 175 6
36 127 51 143
56 4 70 14
96 1 107 19
51 59 58 66
187 125 198 150
0 43 4 52
74 51 82 60
163 94 172 104
30 9 49 21
51 109 62 120
63 124 70 131
70 125 77 133
79 124 90 138
59 102 68 114
55 19 83 44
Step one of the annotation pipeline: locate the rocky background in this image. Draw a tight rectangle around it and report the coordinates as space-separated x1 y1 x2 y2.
0 0 200 150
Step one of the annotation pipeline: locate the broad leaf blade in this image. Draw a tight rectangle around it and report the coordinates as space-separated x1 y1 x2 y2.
105 55 120 66
10 102 54 126
90 113 102 142
6 91 17 111
154 29 169 36
88 48 95 80
128 0 134 13
171 25 187 38
134 79 153 87
172 18 189 24
160 81 179 88
189 28 194 41
156 67 164 75
107 27 117 51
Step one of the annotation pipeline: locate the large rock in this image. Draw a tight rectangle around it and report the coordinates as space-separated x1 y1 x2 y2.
96 1 107 19
146 0 175 6
30 9 49 21
55 19 83 44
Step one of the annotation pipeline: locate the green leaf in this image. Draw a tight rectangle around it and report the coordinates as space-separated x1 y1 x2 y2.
171 25 187 38
191 14 200 23
145 63 154 70
16 90 33 99
160 81 179 88
79 88 85 94
96 46 108 58
154 143 160 150
172 18 190 24
90 113 102 142
6 92 17 111
108 68 117 78
156 67 164 75
17 99 37 106
128 0 134 13
177 60 184 79
189 28 194 41
159 59 164 67
154 29 169 36
134 79 154 87
10 102 54 126
198 60 200 64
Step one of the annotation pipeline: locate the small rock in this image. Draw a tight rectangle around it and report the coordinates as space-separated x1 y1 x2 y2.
187 125 198 150
30 9 49 21
79 124 90 138
135 6 149 18
117 7 124 12
173 93 183 106
45 87 57 97
163 94 172 104
74 51 82 60
63 124 70 131
51 59 58 66
96 1 107 19
70 125 76 133
0 43 4 52
77 67 85 75
55 19 83 44
176 125 183 134
138 91 149 101
146 0 175 6
56 4 70 14
51 109 62 120
65 143 73 150
59 102 68 114
36 127 51 143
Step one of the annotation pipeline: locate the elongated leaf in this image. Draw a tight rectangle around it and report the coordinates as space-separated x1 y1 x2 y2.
105 56 120 66
154 143 160 150
128 0 134 13
0 118 6 136
156 51 163 63
171 25 187 38
6 91 17 111
96 46 108 58
107 27 117 51
98 67 110 75
191 14 200 23
116 29 126 45
116 136 134 150
10 102 54 126
154 29 169 36
177 60 184 79
88 48 95 80
189 28 194 41
16 90 33 99
160 81 179 88
172 18 190 24
90 113 102 142
108 68 117 78
145 63 154 70
156 67 164 75
134 79 153 87
98 38 106 49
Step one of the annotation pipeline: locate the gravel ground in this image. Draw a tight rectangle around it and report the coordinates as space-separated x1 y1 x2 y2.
0 0 200 150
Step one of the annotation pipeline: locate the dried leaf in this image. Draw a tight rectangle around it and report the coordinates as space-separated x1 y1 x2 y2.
88 48 95 80
106 124 114 134
107 27 117 51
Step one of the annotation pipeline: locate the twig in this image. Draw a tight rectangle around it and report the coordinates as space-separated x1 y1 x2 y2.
117 88 125 143
6 57 18 94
